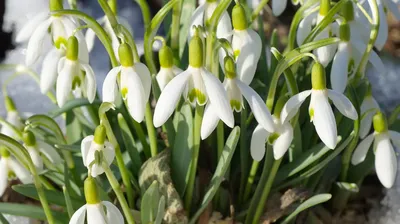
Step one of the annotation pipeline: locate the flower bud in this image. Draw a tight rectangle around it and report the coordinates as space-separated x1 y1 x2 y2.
232 3 248 30
159 45 173 68
0 147 10 158
118 43 134 67
189 34 203 68
341 1 354 22
339 23 350 42
66 36 79 61
224 56 236 79
84 177 100 204
274 95 289 118
50 0 63 11
311 62 326 90
319 0 330 16
94 125 107 145
23 131 36 147
5 96 17 112
373 111 387 133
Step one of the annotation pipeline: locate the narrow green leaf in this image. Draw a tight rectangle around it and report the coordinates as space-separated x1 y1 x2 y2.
178 0 196 58
189 127 240 224
0 203 68 224
155 196 166 224
25 115 66 144
171 103 193 196
281 194 332 224
289 123 303 162
0 213 9 224
66 110 82 144
141 181 161 224
54 143 81 153
48 99 101 118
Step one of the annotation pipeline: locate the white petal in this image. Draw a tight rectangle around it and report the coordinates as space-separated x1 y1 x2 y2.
297 13 315 45
389 130 400 148
273 123 294 159
0 158 9 196
26 146 43 171
216 12 232 39
201 103 220 140
311 90 337 149
26 18 53 66
250 125 269 161
16 12 49 43
103 142 116 166
134 62 152 102
236 80 275 132
359 97 379 138
313 20 337 67
81 64 97 103
201 69 234 127
327 89 358 120
351 133 375 165
81 135 94 167
374 0 388 50
86 204 107 224
90 164 105 178
375 136 397 188
56 60 76 107
69 205 87 224
122 67 147 122
40 48 64 94
272 0 287 16
85 28 97 53
102 201 124 224
189 4 205 39
280 90 312 124
386 0 400 20
330 42 349 93
156 68 175 91
37 141 62 164
368 50 386 74
236 29 262 85
154 69 191 127
61 17 89 64
8 157 32 184
102 67 121 103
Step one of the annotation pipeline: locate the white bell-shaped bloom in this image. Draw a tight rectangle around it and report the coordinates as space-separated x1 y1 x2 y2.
81 126 115 177
69 201 124 224
102 43 151 123
281 63 358 149
251 116 294 161
1 111 23 139
297 11 318 46
0 148 32 196
156 45 183 90
272 0 288 16
40 48 66 94
352 112 398 188
313 14 337 67
359 94 380 139
330 42 350 93
56 36 96 107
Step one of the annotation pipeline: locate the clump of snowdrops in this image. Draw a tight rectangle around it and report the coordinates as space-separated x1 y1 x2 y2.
0 0 399 223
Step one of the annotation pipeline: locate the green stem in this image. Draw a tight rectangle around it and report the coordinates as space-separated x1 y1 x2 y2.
238 108 248 202
103 163 136 224
184 105 204 213
171 0 181 65
132 119 151 158
217 121 224 159
135 0 151 29
146 103 158 157
243 160 260 202
251 0 270 21
63 186 74 218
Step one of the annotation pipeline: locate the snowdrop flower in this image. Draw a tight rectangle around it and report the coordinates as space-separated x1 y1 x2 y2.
0 147 32 196
359 87 380 139
16 0 88 67
0 96 23 139
251 96 294 160
22 131 62 172
70 177 124 224
56 36 96 107
156 45 183 90
229 3 262 85
330 23 351 93
201 56 274 139
281 62 358 149
352 111 398 188
102 43 151 122
81 125 115 178
153 32 234 129
247 0 287 16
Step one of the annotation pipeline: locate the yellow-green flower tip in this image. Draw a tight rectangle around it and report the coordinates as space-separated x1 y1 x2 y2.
189 35 203 68
84 177 100 204
94 125 106 145
373 111 387 133
274 95 289 118
0 147 10 158
108 0 117 14
5 96 17 112
232 3 248 30
50 0 63 11
230 100 242 112
339 23 350 42
342 1 354 21
159 45 173 68
23 131 36 147
224 56 236 79
319 0 331 16
118 43 134 67
311 62 326 90
66 36 79 61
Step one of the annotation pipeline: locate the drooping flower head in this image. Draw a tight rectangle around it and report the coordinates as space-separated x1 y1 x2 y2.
359 85 380 139
156 44 183 90
69 177 124 224
281 62 358 149
102 43 152 123
352 111 398 188
56 36 96 107
0 96 23 139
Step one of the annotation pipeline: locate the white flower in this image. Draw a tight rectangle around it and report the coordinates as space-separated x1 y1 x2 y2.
40 48 66 94
280 63 358 149
156 66 183 91
313 15 337 67
81 134 115 178
359 95 380 139
330 42 350 93
251 116 294 160
272 0 288 16
0 150 32 196
352 131 399 188
69 201 124 224
0 111 23 139
56 36 96 107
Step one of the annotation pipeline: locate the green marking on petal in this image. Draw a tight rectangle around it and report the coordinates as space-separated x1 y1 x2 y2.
268 132 280 145
348 58 355 76
309 108 314 121
121 87 128 99
230 100 242 112
72 76 81 90
234 50 240 60
54 37 67 50
188 88 207 105
8 170 16 180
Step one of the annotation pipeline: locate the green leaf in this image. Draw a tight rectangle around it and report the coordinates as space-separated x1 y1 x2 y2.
0 203 68 224
12 184 84 210
54 143 81 153
48 99 101 118
171 103 193 196
281 194 332 224
178 0 196 58
66 110 83 144
25 115 66 144
288 123 303 162
0 213 9 224
141 181 161 224
155 196 166 224
189 127 240 224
